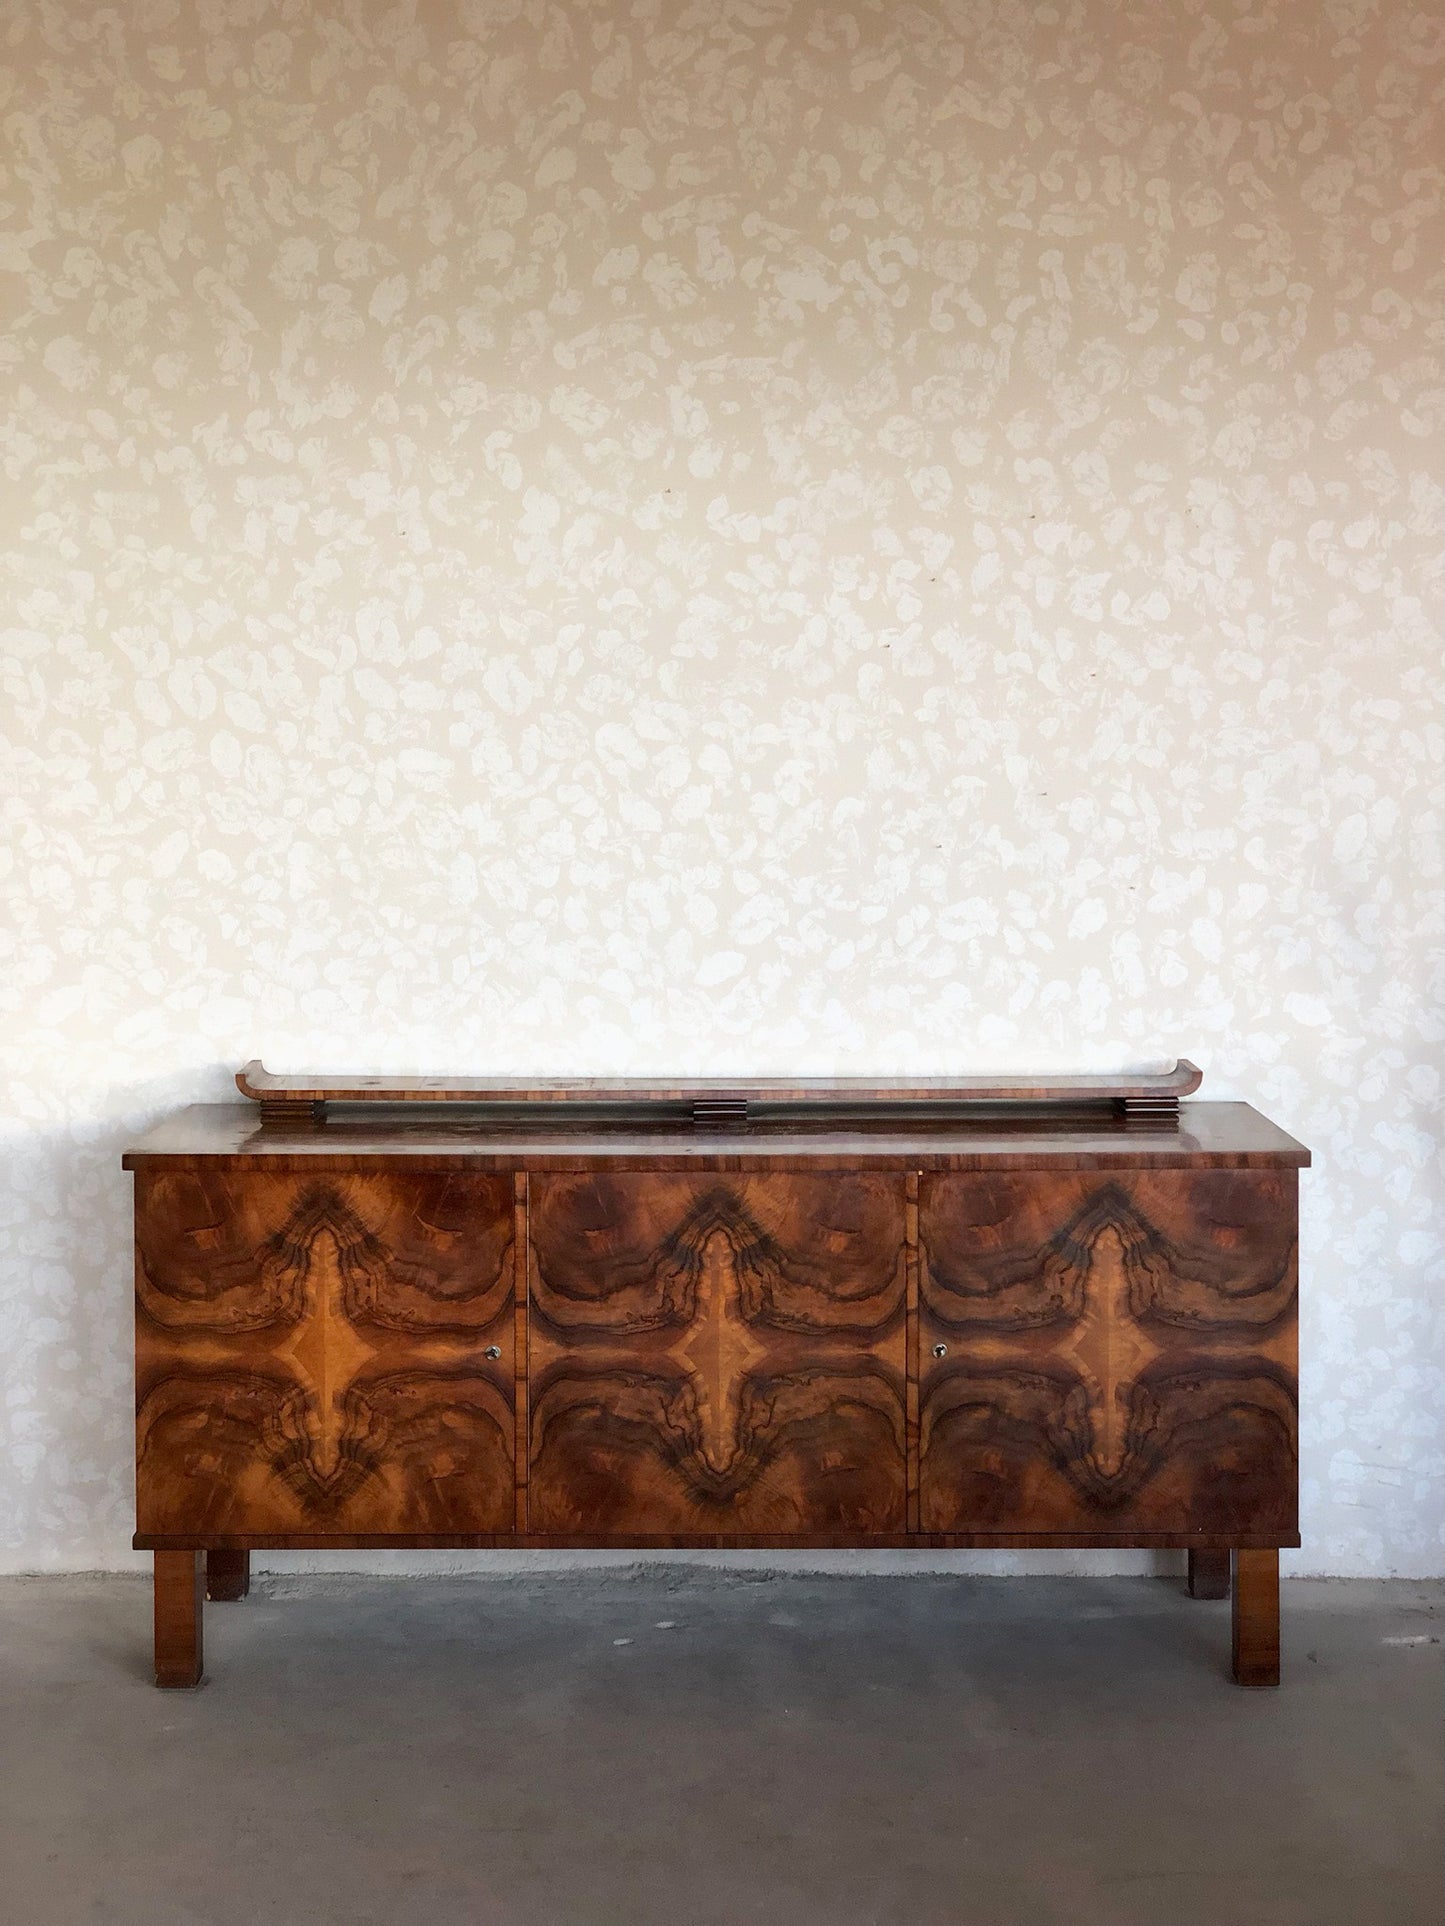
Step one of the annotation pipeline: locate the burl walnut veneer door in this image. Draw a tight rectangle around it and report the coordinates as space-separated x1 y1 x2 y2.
527 1175 907 1534
136 1171 517 1535
918 1172 1298 1535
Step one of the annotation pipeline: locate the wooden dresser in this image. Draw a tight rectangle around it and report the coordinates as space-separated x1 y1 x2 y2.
124 1063 1308 1688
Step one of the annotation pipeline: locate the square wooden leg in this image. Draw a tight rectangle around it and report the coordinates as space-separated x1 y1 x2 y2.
1188 1549 1231 1599
154 1550 204 1688
206 1549 250 1601
1231 1549 1280 1687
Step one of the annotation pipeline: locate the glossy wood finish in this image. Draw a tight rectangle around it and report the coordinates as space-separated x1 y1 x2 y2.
129 1097 1305 1686
136 1171 517 1535
918 1172 1297 1537
154 1550 204 1688
1233 1548 1281 1686
1188 1548 1232 1599
124 1102 1310 1171
237 1059 1203 1108
205 1548 250 1601
528 1175 907 1534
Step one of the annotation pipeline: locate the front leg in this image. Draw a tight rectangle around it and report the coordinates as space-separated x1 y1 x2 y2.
1231 1549 1280 1687
154 1551 204 1688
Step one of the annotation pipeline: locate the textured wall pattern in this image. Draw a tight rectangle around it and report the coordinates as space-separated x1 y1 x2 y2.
2 0 1443 1574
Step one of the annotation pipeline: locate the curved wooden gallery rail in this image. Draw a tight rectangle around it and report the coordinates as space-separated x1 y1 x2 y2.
236 1057 1204 1127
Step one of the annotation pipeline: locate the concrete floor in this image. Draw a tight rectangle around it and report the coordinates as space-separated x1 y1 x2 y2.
0 1572 1439 1926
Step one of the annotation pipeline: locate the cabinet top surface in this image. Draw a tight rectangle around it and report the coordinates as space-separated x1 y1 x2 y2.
122 1102 1310 1170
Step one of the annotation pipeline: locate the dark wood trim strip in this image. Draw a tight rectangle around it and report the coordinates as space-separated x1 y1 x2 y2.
905 1170 920 1535
513 1170 528 1535
136 1531 1300 1552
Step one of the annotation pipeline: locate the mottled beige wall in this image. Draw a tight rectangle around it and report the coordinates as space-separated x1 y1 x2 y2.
2 0 1442 1573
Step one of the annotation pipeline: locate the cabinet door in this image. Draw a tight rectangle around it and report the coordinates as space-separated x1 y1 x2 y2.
918 1172 1297 1536
136 1170 517 1535
528 1174 907 1534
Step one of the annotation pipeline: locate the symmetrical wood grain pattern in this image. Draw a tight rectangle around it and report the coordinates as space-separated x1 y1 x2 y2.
129 1106 1306 1686
136 1171 517 1535
527 1175 907 1534
919 1172 1297 1535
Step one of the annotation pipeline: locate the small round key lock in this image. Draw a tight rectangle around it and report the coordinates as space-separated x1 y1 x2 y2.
484 1345 502 1360
932 1343 948 1358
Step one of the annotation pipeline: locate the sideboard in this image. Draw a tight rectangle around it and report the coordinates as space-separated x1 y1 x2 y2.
124 1063 1308 1688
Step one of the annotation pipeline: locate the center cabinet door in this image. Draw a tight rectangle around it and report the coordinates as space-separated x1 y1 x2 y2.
526 1174 908 1535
